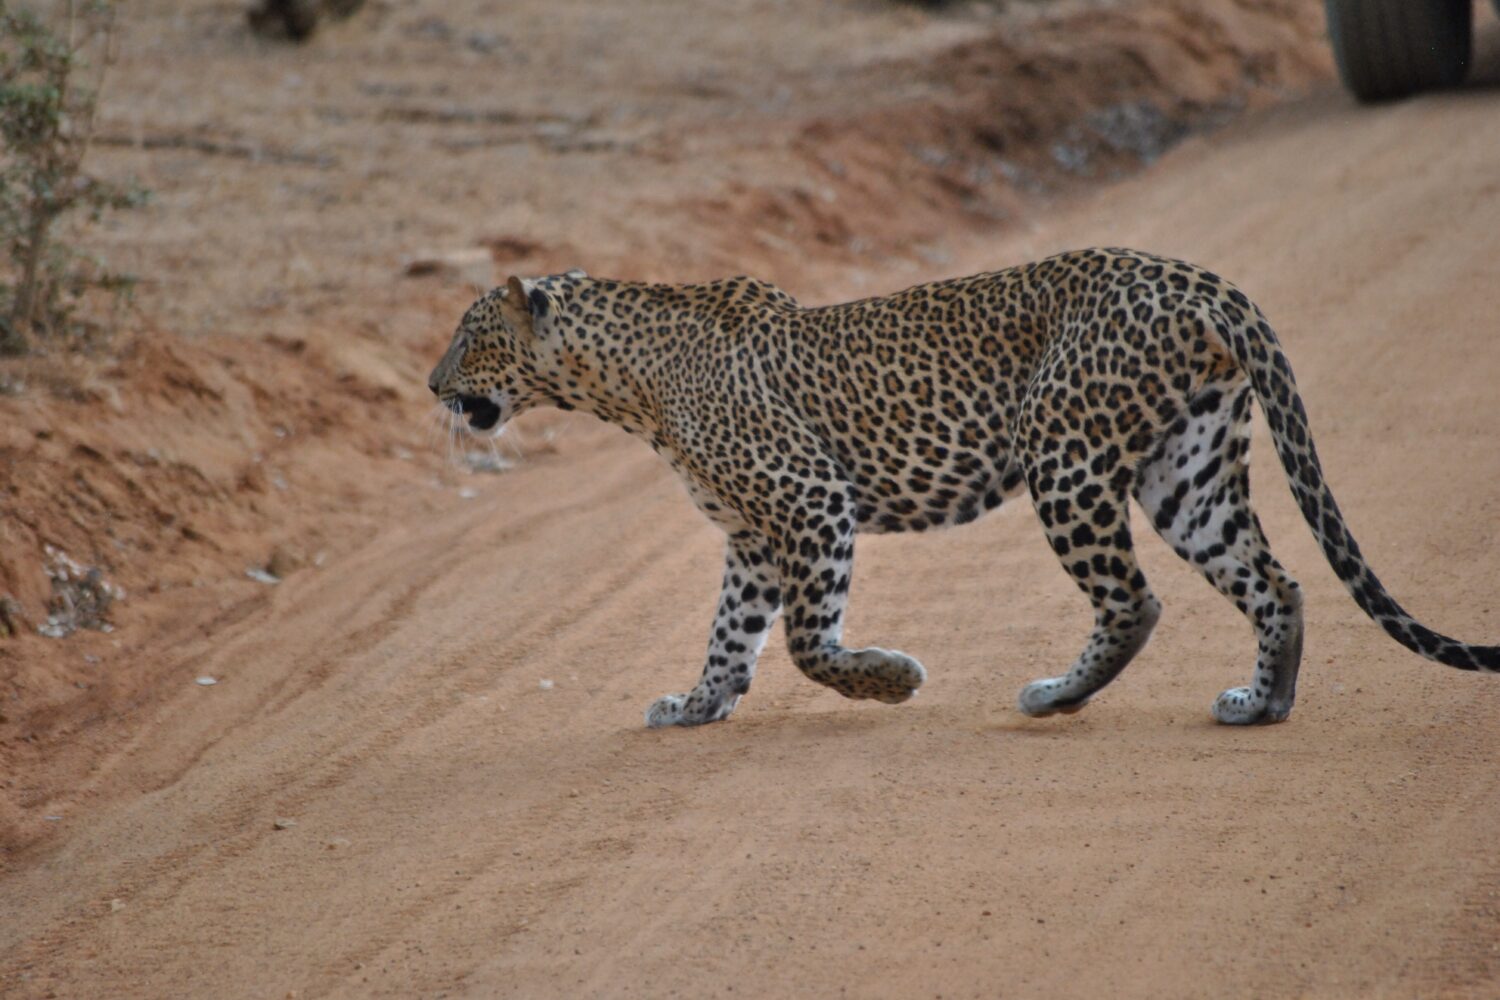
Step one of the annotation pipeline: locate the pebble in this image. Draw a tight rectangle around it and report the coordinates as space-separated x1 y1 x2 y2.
267 548 302 579
538 678 555 690
402 248 494 286
109 898 125 913
273 817 297 830
245 567 281 586
195 676 218 686
465 451 512 474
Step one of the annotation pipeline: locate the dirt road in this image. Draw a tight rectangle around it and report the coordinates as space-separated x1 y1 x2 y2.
5 18 1500 1000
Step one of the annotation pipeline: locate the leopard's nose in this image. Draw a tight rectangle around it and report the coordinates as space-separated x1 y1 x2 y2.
427 373 440 396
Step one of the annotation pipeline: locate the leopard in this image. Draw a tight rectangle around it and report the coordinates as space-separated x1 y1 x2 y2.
427 248 1499 728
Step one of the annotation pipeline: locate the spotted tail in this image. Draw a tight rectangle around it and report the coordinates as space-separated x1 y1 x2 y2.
1217 307 1500 672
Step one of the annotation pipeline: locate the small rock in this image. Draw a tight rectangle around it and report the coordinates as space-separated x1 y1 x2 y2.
195 676 218 686
402 248 494 287
0 595 28 638
466 31 509 54
273 817 297 830
44 815 62 822
266 548 302 579
464 450 512 474
109 898 125 913
538 678 554 691
245 567 281 586
326 837 352 850
37 548 123 637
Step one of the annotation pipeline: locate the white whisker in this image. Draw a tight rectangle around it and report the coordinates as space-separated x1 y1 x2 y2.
445 408 461 469
424 404 450 452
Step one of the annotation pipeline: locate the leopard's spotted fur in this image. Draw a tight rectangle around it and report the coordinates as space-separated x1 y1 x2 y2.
428 249 1499 727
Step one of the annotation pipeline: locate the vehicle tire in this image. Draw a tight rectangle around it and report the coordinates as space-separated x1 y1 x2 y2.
1324 0 1472 102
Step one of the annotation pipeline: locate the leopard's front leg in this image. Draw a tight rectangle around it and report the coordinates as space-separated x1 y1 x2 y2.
773 485 926 705
645 531 783 728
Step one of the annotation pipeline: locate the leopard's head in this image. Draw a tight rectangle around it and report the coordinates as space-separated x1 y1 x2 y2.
427 272 579 433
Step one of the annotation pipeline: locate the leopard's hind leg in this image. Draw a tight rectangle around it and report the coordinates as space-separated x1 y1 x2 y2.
1134 384 1304 724
1015 438 1163 718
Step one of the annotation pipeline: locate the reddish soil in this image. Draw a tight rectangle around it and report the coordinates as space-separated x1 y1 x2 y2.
3 1 1499 998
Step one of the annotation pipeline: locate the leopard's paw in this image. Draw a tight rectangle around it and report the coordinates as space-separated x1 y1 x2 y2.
1211 686 1289 725
644 693 687 728
1017 677 1090 718
842 648 926 704
644 690 739 728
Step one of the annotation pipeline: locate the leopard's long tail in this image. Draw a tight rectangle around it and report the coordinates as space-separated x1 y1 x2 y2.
1215 303 1500 672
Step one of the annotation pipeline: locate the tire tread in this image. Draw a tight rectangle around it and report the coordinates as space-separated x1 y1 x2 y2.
1325 0 1471 102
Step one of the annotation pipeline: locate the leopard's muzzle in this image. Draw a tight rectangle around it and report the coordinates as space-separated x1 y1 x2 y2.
458 394 502 431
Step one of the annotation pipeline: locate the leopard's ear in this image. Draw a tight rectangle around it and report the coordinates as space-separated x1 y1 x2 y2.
499 275 553 336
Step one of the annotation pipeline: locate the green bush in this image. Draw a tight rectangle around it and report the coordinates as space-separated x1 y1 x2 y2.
0 0 144 356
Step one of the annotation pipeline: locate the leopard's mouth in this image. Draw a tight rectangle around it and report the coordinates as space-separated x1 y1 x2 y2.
458 394 501 431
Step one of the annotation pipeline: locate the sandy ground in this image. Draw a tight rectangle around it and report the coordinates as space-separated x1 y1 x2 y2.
3 2 1500 998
